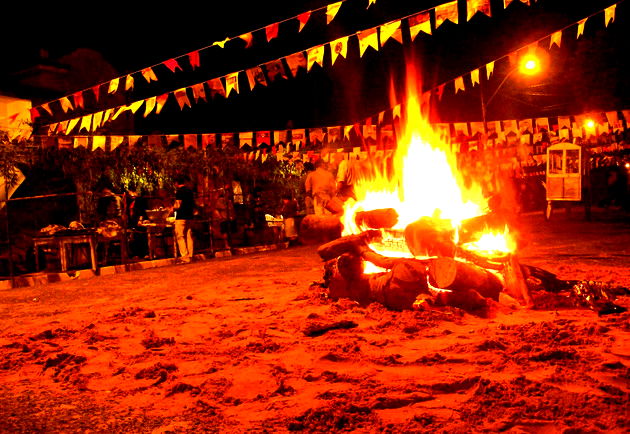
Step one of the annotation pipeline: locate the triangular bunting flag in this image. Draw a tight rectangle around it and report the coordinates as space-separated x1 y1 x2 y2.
343 125 353 140
125 74 134 91
92 111 103 130
164 58 182 73
436 0 459 28
111 106 127 121
128 136 141 147
213 38 230 48
486 61 494 79
48 123 58 135
605 4 616 27
297 11 311 32
577 18 587 38
207 78 226 98
239 131 253 148
467 0 491 21
358 28 379 57
471 69 480 86
66 118 79 135
550 30 562 48
141 67 158 83
380 20 403 46
191 83 207 102
326 1 342 24
92 136 106 151
108 78 119 94
156 93 170 114
144 97 156 117
286 52 307 77
225 72 240 97
60 97 74 113
378 111 385 125
58 120 69 135
41 103 53 116
29 107 40 122
307 45 325 71
103 108 114 124
110 136 124 151
174 88 192 109
128 100 144 114
256 131 271 146
201 134 216 150
73 137 88 149
79 114 92 132
188 50 200 69
393 104 401 119
91 85 100 102
408 12 431 41
330 36 348 65
239 32 253 48
264 59 288 82
266 22 279 42
454 76 465 93
437 83 446 100
184 134 198 150
73 92 84 109
246 66 268 91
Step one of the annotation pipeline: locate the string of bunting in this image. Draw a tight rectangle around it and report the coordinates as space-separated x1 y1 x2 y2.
29 107 630 167
13 0 526 131
34 0 621 142
19 0 376 122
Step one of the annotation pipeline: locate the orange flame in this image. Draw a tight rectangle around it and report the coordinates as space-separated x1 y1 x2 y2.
341 62 516 269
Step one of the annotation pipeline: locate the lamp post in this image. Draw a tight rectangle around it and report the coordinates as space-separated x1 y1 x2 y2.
480 52 543 128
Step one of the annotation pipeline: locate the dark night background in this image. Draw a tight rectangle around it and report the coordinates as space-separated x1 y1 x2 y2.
1 0 627 135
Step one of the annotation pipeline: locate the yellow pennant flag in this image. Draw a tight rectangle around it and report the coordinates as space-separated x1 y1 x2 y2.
212 38 230 48
92 111 103 131
605 4 616 27
470 69 480 86
467 0 491 21
380 20 402 46
66 118 80 135
79 115 92 132
125 74 134 91
141 67 158 83
393 104 401 119
108 78 119 94
358 28 379 57
436 0 459 28
111 106 128 121
110 136 124 151
103 108 114 125
549 30 562 48
225 72 240 97
307 45 325 71
330 36 348 65
454 76 465 93
59 97 74 113
128 100 144 114
576 18 587 38
41 103 53 116
409 12 431 41
92 136 106 151
326 1 342 24
129 135 142 147
343 125 353 140
486 61 494 79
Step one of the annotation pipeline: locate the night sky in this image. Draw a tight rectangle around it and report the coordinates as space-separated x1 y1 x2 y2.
2 0 627 134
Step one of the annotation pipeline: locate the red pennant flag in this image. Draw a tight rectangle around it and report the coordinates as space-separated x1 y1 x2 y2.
30 107 40 122
188 51 200 69
164 58 182 73
266 22 279 42
297 11 311 32
156 93 170 114
73 91 85 109
174 88 192 109
436 83 446 100
92 85 101 102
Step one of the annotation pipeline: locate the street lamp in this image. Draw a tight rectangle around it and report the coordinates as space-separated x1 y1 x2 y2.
480 51 544 127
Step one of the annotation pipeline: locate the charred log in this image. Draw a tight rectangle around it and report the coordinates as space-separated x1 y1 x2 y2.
502 254 533 307
404 217 456 258
317 230 382 261
354 208 399 229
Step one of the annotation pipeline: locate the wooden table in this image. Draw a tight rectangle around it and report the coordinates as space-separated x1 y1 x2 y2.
139 223 176 259
33 232 98 272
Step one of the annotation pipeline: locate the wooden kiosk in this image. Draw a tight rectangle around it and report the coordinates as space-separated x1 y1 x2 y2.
544 141 584 220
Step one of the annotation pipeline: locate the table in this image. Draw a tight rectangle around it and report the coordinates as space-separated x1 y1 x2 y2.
138 223 176 259
33 232 98 272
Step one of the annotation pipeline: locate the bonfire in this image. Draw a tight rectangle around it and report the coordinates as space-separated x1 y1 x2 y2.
315 66 627 316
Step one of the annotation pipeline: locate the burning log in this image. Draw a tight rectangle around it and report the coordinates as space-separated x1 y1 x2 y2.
299 214 343 245
458 212 508 245
404 217 456 258
428 257 503 301
354 208 399 229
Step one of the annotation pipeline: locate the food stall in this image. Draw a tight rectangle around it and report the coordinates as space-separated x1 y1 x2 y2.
545 141 583 220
